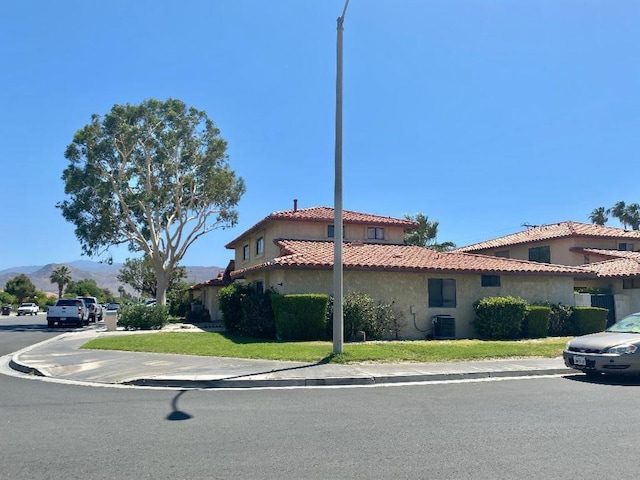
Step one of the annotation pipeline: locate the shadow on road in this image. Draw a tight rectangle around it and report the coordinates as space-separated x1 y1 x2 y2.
564 373 640 387
166 390 193 421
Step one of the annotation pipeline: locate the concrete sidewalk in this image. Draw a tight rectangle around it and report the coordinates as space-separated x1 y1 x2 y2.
9 326 574 388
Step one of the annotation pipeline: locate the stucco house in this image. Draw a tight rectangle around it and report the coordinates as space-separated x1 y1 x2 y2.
455 221 640 323
221 203 591 339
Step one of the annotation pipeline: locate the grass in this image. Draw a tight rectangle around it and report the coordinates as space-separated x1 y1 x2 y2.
82 331 570 364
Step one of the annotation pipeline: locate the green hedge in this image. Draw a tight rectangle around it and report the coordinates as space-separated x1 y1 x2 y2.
572 306 607 335
523 305 551 338
118 304 168 330
473 296 528 340
272 294 329 341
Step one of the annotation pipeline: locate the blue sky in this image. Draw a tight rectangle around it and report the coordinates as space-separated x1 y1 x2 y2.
1 1 639 272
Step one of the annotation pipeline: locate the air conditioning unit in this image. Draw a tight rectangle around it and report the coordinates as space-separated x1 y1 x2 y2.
433 315 456 340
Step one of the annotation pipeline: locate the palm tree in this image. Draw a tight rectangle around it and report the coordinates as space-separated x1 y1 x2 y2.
404 213 456 252
626 203 640 230
50 265 72 299
588 207 608 226
607 201 628 228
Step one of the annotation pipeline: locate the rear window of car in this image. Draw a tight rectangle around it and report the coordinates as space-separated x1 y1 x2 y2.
57 299 83 307
79 297 96 304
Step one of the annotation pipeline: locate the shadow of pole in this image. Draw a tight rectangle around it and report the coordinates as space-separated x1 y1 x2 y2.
166 390 193 421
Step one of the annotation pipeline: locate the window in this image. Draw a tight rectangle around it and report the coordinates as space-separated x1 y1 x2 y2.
495 250 510 258
528 246 550 263
242 244 249 261
367 227 384 240
255 281 264 294
328 225 344 238
256 237 264 255
623 279 640 289
428 279 456 307
481 275 501 287
619 243 634 251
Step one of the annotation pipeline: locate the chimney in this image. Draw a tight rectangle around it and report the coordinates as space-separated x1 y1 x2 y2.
293 199 298 212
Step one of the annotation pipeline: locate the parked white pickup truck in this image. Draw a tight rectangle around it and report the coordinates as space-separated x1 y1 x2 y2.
17 302 39 316
46 298 88 328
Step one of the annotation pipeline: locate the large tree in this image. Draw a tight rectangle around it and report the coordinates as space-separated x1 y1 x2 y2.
5 274 37 303
117 255 187 298
58 98 245 305
589 207 608 226
49 265 72 299
403 213 456 252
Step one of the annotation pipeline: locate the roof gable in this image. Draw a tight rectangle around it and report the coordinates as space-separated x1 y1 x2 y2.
226 206 417 248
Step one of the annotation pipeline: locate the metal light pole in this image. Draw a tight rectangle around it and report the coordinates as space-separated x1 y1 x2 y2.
333 0 350 354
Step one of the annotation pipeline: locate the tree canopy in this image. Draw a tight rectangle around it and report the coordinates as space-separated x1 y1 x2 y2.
5 274 37 303
404 213 456 251
58 98 245 304
117 255 187 298
64 279 105 300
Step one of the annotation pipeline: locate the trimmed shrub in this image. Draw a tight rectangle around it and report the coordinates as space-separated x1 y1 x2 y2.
118 304 168 330
473 296 528 340
572 306 607 335
218 283 275 338
272 294 329 341
523 305 551 338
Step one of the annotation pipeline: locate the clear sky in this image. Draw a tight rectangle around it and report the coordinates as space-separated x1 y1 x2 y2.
1 1 638 271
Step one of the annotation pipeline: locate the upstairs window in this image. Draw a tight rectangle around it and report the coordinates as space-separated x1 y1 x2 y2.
623 279 640 289
428 279 456 307
328 225 344 238
528 246 550 263
619 243 634 251
256 236 264 255
367 227 384 240
242 244 249 261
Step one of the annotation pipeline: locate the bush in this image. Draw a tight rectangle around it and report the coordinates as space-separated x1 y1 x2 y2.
343 292 395 341
538 302 574 336
572 307 608 335
218 283 275 338
473 296 528 340
118 304 169 330
272 294 329 341
523 305 551 338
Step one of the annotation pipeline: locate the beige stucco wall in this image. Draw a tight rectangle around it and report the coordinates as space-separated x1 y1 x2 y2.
230 220 408 272
479 237 636 266
241 268 575 340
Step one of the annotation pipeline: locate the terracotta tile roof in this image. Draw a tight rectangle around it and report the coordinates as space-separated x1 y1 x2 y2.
574 248 640 260
231 240 591 278
574 258 640 278
456 221 640 253
225 206 417 248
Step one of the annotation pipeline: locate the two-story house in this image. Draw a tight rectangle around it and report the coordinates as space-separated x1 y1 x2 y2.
217 202 590 339
455 221 640 322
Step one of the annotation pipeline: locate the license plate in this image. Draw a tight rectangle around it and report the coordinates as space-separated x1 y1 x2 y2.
573 355 586 366
60 317 66 321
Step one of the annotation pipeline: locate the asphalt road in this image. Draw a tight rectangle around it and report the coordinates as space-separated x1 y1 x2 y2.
2 315 640 479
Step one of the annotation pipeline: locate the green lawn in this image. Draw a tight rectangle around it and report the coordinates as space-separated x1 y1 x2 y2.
82 332 570 364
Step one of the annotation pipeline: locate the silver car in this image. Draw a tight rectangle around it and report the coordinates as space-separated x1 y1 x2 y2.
564 312 640 376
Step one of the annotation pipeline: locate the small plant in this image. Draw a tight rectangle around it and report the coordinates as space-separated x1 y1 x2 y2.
118 304 169 330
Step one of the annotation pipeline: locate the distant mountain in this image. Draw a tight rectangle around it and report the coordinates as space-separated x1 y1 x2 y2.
0 261 224 295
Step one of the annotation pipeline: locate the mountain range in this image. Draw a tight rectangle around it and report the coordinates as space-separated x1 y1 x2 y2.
0 261 224 295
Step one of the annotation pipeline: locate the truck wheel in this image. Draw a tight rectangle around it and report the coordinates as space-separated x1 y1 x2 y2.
47 320 54 328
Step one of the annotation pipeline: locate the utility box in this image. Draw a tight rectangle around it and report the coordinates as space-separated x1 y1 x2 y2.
433 315 455 340
104 310 118 332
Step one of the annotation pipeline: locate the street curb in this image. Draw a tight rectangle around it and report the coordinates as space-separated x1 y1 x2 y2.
122 368 573 389
9 356 46 377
